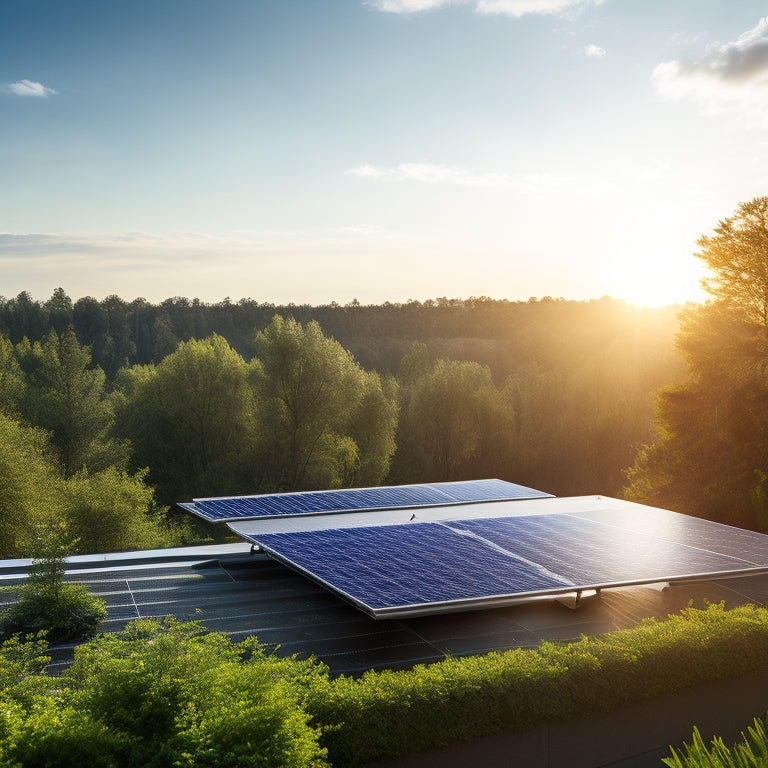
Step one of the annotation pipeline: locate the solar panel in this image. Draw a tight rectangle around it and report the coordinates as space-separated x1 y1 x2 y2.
242 498 768 618
573 504 768 565
182 479 552 522
446 515 767 585
254 523 575 613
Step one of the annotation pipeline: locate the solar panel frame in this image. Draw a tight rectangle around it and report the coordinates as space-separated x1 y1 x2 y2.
182 479 553 523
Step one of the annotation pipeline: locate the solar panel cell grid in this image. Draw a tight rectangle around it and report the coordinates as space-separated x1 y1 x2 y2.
257 523 574 611
448 516 759 587
180 484 768 620
188 479 552 522
573 507 768 567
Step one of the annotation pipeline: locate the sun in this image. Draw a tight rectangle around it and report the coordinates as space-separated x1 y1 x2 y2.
606 253 705 308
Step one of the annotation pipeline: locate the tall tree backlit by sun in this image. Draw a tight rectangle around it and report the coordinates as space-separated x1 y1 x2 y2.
625 197 768 531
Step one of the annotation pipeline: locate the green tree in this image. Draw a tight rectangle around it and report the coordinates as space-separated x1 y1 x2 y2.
44 287 74 335
18 328 126 477
393 358 515 482
397 340 437 386
252 316 397 491
114 334 258 503
0 291 48 343
0 412 63 557
697 197 768 326
0 333 24 416
62 467 167 554
347 372 399 487
626 197 768 530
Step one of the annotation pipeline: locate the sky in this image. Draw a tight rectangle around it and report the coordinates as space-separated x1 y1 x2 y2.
2 0 768 307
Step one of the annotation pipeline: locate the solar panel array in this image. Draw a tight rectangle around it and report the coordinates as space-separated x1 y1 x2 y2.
244 500 768 618
182 479 552 522
178 481 768 620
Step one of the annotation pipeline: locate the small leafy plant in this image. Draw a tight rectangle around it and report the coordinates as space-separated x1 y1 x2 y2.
0 529 107 644
664 718 768 768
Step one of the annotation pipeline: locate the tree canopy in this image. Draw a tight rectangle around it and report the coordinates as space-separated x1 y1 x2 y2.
114 334 259 503
0 294 683 553
251 316 397 491
16 329 127 477
626 196 768 530
392 358 513 482
0 412 61 556
696 197 768 329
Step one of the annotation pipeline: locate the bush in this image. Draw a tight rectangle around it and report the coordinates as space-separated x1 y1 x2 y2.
0 619 328 768
0 605 766 767
305 603 768 767
0 534 107 644
0 582 107 644
62 618 329 768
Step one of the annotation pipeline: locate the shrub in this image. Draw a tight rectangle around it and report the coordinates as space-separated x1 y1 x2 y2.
62 618 329 768
0 533 107 644
0 582 107 644
306 603 768 767
0 605 767 767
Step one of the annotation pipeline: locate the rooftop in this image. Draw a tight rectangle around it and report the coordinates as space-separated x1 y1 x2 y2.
4 543 768 675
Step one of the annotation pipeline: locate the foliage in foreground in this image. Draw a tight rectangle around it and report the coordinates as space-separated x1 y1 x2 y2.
305 602 768 767
664 718 768 768
0 604 766 768
0 618 328 768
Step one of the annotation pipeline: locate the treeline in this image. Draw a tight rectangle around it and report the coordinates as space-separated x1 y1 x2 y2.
0 290 684 558
0 289 680 382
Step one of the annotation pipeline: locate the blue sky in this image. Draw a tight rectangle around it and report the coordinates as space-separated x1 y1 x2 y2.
2 0 768 306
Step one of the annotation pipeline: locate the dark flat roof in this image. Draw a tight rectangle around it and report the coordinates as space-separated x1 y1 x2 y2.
3 543 768 675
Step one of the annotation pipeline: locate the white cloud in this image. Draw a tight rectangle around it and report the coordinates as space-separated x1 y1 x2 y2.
583 44 606 57
653 17 768 120
346 162 615 199
366 0 598 17
348 162 518 188
475 0 596 18
7 79 57 98
366 0 457 11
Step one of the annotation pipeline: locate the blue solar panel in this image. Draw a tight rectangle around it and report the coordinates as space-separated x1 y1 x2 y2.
256 523 574 611
185 479 551 522
572 505 768 566
447 515 768 585
248 506 768 618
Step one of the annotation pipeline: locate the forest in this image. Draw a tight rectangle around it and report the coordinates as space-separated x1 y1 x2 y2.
3 195 768 558
0 292 683 557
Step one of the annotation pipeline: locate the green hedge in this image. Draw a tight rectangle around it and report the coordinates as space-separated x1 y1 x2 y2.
305 603 768 767
1 603 767 767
